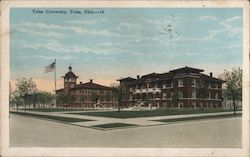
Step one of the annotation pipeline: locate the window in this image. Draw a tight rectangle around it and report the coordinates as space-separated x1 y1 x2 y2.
192 90 196 98
208 92 211 99
99 90 104 94
165 83 172 88
191 79 196 87
162 93 167 99
215 93 218 99
178 102 184 108
178 91 183 98
211 83 216 88
178 79 184 87
192 102 196 109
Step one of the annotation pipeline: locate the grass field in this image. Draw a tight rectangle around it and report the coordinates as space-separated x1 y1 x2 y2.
10 111 93 122
154 113 242 123
69 108 237 119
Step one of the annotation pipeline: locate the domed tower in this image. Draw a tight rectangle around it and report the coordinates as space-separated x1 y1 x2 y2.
62 65 79 89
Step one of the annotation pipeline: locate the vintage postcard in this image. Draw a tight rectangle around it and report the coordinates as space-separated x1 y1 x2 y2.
0 0 249 157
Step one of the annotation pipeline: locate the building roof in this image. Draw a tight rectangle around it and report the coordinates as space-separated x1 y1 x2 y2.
200 74 225 83
56 88 65 92
117 77 136 82
118 66 224 85
62 71 79 79
69 81 111 90
169 66 204 74
141 72 160 79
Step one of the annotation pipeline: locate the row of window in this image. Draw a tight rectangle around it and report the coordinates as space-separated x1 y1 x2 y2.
131 79 221 90
79 89 106 94
134 91 220 99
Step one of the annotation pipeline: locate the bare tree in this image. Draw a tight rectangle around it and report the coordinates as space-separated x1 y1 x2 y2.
220 67 242 115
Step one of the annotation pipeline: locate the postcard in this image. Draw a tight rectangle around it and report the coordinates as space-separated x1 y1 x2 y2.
0 0 249 157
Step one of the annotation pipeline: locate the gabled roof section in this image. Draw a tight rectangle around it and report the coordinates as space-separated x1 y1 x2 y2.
70 82 111 90
62 71 79 79
117 77 136 82
56 88 65 92
141 72 160 79
169 66 204 74
200 74 225 83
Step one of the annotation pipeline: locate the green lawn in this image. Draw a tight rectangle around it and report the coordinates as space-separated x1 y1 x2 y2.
19 108 96 112
92 123 138 129
69 108 238 119
154 113 242 123
10 111 93 122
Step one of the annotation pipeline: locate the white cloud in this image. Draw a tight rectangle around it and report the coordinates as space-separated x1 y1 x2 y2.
16 21 120 37
21 40 122 55
65 19 98 25
199 16 217 21
22 41 71 53
207 16 242 39
18 28 63 38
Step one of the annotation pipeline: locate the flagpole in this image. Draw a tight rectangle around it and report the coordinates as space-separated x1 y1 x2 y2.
54 59 57 108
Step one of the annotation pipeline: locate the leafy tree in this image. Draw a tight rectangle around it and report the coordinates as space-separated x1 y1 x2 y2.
79 95 85 109
56 92 69 108
105 91 112 108
171 89 179 108
111 86 126 112
68 94 76 109
91 91 98 105
15 78 37 112
10 91 23 112
196 79 209 111
220 67 242 115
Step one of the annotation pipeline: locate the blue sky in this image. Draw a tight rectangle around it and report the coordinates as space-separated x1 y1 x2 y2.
10 8 243 91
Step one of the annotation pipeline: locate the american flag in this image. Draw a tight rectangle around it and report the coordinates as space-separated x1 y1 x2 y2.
44 61 55 73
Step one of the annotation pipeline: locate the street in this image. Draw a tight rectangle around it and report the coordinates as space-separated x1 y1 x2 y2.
9 114 242 148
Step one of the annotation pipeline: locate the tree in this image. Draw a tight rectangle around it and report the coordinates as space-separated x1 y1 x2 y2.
15 78 37 112
10 91 24 112
196 79 209 111
171 89 179 108
68 94 76 109
91 92 98 108
220 67 242 115
105 91 112 108
79 95 85 109
57 92 69 108
111 86 122 112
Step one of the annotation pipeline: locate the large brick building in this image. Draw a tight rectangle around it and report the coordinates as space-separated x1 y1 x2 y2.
56 66 117 108
118 66 225 109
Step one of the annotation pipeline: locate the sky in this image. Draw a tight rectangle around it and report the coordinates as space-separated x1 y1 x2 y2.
10 8 243 92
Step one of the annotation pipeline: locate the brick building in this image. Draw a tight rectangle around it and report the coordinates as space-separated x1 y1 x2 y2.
118 66 225 109
56 66 117 108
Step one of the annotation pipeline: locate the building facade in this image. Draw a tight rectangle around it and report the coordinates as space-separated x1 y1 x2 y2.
118 66 225 109
56 66 117 108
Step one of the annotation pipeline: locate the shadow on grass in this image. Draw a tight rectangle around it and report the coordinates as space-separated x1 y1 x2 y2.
92 123 138 129
10 111 94 123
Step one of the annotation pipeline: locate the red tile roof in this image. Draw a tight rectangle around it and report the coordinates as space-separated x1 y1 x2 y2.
69 82 111 90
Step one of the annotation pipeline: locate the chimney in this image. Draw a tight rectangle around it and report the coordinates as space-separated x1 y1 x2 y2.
210 72 213 77
137 75 140 79
90 79 93 83
80 81 82 84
